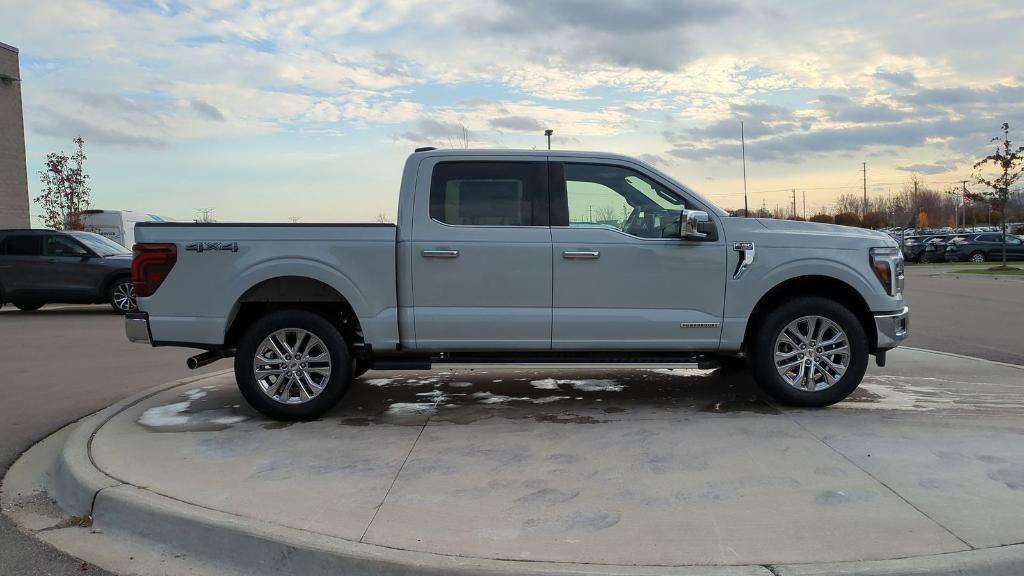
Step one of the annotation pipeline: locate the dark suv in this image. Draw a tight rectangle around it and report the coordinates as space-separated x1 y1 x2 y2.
945 233 1024 262
0 229 137 313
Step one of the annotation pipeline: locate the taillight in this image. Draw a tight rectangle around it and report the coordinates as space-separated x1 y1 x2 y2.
132 243 177 297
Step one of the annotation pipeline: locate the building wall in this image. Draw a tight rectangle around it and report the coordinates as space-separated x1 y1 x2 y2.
0 42 30 229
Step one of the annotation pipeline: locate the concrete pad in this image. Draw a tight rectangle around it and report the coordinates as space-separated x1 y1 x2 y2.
11 348 1024 575
790 416 1024 548
91 372 425 541
364 416 964 565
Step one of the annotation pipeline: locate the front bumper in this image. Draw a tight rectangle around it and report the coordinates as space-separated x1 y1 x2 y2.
874 306 909 350
125 311 152 344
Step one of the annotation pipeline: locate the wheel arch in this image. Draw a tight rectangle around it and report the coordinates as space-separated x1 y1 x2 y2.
100 269 132 295
742 275 877 354
224 275 365 352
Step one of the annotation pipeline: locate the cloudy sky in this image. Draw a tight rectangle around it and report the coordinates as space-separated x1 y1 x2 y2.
2 0 1023 221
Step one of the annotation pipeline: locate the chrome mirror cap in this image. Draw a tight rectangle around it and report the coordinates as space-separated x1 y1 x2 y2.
682 209 710 240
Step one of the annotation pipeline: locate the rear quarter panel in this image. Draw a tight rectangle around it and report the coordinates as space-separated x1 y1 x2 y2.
135 224 398 349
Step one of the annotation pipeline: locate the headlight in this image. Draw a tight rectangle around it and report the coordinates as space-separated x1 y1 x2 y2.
870 247 904 296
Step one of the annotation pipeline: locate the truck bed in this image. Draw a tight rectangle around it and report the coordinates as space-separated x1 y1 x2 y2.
134 223 399 349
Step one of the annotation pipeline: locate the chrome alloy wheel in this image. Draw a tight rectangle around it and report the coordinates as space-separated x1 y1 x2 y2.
113 282 137 312
252 328 332 404
773 315 851 392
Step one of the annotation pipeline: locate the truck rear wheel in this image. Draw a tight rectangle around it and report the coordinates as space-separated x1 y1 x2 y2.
234 309 351 421
749 297 868 407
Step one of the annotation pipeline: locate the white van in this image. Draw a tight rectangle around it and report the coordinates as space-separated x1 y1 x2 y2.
78 210 177 248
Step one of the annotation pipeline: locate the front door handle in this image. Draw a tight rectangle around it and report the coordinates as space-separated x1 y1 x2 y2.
562 250 600 259
421 249 460 258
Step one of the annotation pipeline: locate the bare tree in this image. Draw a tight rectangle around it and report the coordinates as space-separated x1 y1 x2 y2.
374 212 394 224
969 122 1024 269
34 136 91 230
445 124 470 149
194 208 217 223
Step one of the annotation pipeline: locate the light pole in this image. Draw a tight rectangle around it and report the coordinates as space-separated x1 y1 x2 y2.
544 129 553 150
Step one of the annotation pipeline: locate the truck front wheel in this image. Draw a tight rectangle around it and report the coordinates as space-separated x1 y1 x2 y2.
234 309 351 421
749 297 868 407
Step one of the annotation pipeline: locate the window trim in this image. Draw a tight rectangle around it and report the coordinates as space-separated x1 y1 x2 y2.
428 160 549 228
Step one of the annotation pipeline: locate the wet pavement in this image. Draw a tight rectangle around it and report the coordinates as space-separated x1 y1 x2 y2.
72 347 1024 567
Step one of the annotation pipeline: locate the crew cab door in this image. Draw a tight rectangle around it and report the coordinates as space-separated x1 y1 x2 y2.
549 159 726 350
409 157 552 350
41 234 99 297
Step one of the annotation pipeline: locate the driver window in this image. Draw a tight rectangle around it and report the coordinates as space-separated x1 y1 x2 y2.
45 235 85 257
564 164 685 239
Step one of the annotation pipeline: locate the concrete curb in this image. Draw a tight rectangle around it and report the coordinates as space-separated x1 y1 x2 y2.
48 370 233 517
40 362 1024 576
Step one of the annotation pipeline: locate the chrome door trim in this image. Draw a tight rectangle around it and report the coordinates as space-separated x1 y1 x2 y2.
562 250 600 259
421 249 460 258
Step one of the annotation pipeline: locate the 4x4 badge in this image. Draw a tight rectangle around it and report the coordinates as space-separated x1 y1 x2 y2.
186 242 238 253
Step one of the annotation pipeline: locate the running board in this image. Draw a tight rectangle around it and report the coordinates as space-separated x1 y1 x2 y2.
365 352 719 371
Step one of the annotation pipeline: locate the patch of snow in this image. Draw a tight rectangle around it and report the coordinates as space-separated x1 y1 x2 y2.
139 401 191 427
211 416 248 425
647 368 718 377
532 396 571 404
530 378 625 392
470 391 531 404
448 381 473 388
386 403 437 416
530 378 561 390
365 378 394 387
569 379 624 392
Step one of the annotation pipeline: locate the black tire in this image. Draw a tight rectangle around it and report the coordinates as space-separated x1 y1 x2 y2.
235 309 351 421
13 301 43 312
107 277 138 313
716 355 748 372
749 296 869 407
352 359 369 379
969 251 985 263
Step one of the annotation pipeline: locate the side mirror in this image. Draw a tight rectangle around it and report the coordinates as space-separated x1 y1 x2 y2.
681 209 713 240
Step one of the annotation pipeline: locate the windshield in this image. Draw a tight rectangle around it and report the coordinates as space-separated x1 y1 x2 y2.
69 231 130 256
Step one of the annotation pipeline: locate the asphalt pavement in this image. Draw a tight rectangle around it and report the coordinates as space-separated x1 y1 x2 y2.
0 269 1019 575
902 265 1024 365
0 305 211 576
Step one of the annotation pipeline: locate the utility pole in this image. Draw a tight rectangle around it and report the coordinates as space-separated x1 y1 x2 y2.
802 191 806 220
544 129 553 150
741 122 749 217
961 180 970 229
761 198 766 217
792 189 797 219
862 162 868 218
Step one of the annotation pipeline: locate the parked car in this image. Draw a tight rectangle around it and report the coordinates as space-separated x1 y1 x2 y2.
900 236 931 262
77 209 177 248
0 229 137 312
919 235 962 263
125 148 908 420
945 233 1024 262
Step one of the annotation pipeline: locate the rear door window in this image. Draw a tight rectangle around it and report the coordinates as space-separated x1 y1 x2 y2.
1 235 43 256
429 162 546 226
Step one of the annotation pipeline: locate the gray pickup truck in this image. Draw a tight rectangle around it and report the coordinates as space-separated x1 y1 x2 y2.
126 148 908 420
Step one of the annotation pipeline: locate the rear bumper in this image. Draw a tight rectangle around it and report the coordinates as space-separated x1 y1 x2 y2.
125 312 152 344
874 306 909 350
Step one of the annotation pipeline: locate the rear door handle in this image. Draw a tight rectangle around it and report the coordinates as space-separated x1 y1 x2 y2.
562 250 600 259
421 249 460 258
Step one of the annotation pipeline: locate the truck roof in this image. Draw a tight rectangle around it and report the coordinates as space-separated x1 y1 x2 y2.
411 148 643 163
